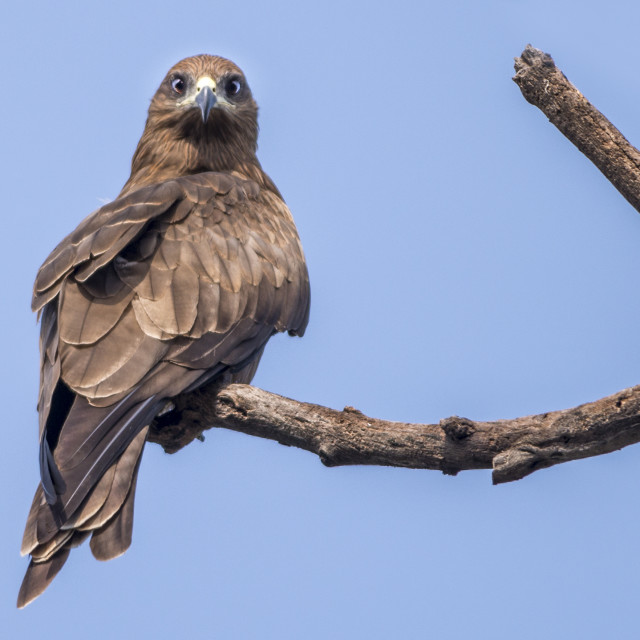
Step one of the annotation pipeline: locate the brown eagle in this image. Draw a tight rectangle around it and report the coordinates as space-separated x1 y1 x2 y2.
18 55 310 607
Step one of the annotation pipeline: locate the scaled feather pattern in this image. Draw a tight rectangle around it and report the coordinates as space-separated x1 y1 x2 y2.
18 55 310 608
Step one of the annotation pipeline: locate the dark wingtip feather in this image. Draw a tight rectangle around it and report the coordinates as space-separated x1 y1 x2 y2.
39 437 65 504
17 549 70 609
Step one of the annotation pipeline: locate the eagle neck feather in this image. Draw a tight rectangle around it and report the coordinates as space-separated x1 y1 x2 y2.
121 111 275 197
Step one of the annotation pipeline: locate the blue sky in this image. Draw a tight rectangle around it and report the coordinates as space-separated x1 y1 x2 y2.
3 1 640 638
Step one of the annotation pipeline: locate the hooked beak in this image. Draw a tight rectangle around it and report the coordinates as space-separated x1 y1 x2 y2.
195 85 217 122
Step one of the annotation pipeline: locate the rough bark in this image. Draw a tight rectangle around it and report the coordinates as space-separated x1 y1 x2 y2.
147 45 640 484
147 383 640 485
513 44 640 212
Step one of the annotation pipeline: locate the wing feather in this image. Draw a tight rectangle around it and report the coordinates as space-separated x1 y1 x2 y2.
61 306 153 392
32 181 188 311
133 266 199 336
58 279 135 346
189 279 222 338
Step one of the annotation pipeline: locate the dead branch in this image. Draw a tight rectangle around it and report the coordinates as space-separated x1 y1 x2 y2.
513 44 640 213
147 46 640 484
148 382 640 485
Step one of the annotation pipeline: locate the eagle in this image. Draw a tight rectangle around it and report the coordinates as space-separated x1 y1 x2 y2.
18 55 310 608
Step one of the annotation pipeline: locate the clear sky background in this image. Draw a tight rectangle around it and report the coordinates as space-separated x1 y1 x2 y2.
2 1 640 638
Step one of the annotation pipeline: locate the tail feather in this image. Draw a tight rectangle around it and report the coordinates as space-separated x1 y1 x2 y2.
28 530 73 564
80 426 147 532
62 464 117 530
53 395 157 519
19 426 148 606
34 494 63 550
17 549 70 609
90 449 142 561
67 530 91 549
21 486 45 556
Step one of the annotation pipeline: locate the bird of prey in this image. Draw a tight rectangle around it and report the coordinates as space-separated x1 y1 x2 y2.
18 55 310 608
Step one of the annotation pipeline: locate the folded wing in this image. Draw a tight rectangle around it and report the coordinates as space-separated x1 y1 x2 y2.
19 171 310 607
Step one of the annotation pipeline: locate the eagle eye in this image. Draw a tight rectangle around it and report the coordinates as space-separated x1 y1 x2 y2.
225 77 243 97
171 77 186 95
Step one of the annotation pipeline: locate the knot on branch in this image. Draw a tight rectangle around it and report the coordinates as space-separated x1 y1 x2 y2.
318 444 339 467
440 416 475 441
214 390 244 419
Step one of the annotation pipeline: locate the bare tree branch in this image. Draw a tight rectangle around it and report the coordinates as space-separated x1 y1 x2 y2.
148 383 640 485
513 44 640 213
147 45 640 483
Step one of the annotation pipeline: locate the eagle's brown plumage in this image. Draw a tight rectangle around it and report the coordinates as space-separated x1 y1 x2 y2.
18 54 310 608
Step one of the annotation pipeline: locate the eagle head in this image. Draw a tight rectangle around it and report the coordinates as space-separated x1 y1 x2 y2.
126 55 260 192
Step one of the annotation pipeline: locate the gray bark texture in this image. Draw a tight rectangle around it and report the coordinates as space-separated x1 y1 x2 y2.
148 45 640 484
513 44 640 211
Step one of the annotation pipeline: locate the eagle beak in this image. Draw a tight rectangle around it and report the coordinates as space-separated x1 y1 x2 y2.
195 85 217 122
